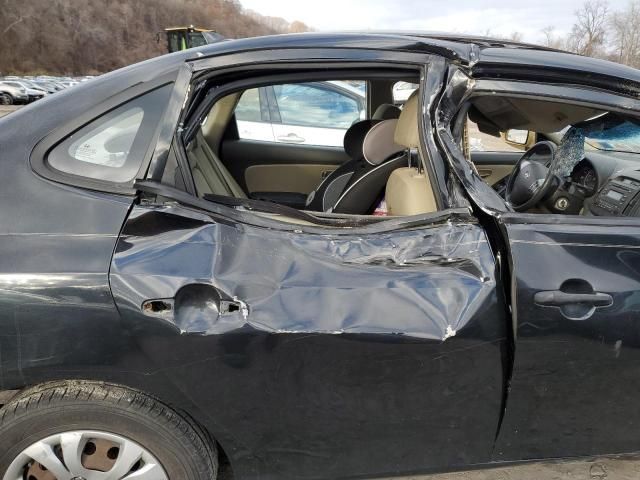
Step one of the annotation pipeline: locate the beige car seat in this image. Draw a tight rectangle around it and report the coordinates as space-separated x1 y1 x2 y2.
385 92 438 216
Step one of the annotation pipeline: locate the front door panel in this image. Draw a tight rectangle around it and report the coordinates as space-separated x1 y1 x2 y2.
495 218 640 461
110 202 507 479
471 152 520 186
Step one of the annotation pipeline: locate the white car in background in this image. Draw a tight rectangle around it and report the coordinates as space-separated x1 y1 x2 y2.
235 80 366 147
0 80 47 103
0 81 29 105
392 81 418 103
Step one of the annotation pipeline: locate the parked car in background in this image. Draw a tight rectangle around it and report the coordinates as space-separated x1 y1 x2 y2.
59 80 79 88
235 80 366 146
30 80 59 94
392 80 418 103
0 75 87 104
0 81 29 104
0 80 46 103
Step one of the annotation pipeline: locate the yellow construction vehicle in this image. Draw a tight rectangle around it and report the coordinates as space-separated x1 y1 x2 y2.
162 26 225 53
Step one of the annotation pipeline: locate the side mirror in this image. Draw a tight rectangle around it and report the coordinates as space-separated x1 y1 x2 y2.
505 129 529 144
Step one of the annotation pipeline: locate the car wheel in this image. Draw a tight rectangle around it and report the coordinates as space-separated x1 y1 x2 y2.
0 381 218 480
0 94 13 106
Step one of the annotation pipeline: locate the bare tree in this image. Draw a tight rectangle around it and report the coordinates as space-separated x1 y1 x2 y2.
289 21 312 34
610 1 640 67
567 0 609 56
508 31 524 42
541 26 565 49
0 0 312 75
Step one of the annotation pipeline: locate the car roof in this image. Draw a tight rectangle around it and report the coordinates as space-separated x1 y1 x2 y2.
182 31 640 86
188 31 560 63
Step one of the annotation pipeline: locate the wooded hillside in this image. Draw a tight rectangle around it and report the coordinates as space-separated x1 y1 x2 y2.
0 0 311 75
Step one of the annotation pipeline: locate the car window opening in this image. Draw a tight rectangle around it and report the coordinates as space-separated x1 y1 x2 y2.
169 70 443 226
457 94 640 217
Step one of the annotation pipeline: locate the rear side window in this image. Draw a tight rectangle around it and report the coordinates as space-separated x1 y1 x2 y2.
232 81 367 147
273 83 362 129
235 88 265 122
47 84 172 183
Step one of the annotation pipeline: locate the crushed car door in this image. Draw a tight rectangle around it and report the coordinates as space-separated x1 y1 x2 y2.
109 188 508 480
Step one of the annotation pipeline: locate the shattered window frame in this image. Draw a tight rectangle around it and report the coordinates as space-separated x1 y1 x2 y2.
438 72 640 215
167 60 457 227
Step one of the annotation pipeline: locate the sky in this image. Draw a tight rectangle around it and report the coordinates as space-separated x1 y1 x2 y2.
241 0 630 44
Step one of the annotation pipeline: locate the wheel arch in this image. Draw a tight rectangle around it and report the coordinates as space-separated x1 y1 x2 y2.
0 377 239 477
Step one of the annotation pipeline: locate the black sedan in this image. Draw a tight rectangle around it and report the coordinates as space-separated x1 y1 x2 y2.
2 32 640 480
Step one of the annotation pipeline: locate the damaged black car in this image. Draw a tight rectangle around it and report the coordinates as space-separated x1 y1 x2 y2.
1 32 640 480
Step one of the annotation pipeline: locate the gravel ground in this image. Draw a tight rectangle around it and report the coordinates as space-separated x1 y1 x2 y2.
0 105 20 118
218 456 640 479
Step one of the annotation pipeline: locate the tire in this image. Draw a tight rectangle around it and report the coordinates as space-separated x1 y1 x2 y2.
0 93 12 106
0 381 218 480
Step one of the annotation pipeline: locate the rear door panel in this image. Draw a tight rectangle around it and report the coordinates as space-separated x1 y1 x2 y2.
221 139 348 194
110 202 507 479
244 163 338 195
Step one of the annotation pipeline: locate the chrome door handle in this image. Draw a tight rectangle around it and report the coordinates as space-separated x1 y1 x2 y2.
534 291 613 307
534 288 612 321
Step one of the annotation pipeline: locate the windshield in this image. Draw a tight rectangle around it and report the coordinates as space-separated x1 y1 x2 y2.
552 114 640 176
584 118 640 153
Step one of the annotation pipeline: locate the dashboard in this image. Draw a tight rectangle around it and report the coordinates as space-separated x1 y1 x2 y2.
565 152 640 216
570 160 598 197
491 148 640 216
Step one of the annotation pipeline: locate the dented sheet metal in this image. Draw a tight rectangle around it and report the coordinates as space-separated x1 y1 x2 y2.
111 205 494 340
109 203 507 479
432 67 510 214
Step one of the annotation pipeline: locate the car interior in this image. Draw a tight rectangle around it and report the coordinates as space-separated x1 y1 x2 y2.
460 95 640 217
168 67 640 222
166 68 439 222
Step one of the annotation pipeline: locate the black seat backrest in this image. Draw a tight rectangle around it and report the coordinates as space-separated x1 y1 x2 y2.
305 104 402 213
305 119 377 212
331 153 409 214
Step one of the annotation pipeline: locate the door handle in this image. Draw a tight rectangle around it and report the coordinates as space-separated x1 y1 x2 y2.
534 291 613 307
277 133 305 143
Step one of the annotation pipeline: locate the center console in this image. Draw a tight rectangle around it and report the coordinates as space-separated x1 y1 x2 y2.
591 175 640 216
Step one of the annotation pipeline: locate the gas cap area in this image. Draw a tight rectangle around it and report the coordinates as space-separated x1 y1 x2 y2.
141 284 248 335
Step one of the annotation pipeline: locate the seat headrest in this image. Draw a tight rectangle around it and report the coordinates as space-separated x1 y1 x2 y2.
373 104 402 121
363 119 404 166
343 119 379 159
394 91 420 148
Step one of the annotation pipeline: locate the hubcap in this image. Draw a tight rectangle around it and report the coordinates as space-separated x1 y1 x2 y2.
3 431 168 480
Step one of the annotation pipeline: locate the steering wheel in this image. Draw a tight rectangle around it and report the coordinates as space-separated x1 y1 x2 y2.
505 141 559 212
